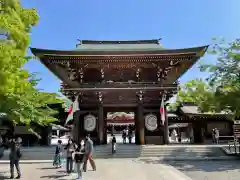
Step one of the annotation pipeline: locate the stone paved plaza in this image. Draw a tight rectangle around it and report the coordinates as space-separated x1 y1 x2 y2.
1 159 240 180
167 160 240 180
0 159 191 180
133 158 240 180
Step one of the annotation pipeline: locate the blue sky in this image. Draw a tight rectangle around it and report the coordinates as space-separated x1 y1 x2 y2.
22 0 240 94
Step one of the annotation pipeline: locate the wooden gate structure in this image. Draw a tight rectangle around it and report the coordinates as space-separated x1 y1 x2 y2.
31 39 208 145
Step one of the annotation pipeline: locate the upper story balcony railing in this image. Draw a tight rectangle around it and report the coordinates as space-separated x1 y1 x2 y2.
61 81 178 92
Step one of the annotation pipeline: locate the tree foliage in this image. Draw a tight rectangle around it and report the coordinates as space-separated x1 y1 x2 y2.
172 38 240 118
200 38 240 116
169 79 217 112
0 0 63 130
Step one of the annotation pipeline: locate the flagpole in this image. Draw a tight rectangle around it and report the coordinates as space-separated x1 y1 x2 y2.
162 94 169 144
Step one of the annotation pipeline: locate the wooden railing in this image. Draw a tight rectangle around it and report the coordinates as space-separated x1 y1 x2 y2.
62 82 178 91
226 136 240 154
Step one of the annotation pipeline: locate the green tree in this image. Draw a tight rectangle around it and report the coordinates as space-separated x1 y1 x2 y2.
200 38 240 117
0 0 62 132
171 38 240 118
169 79 217 112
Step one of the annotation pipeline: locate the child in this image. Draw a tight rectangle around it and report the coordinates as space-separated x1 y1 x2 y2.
53 140 63 168
73 143 85 180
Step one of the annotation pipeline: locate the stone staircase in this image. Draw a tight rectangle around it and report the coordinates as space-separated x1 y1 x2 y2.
0 144 227 160
93 144 226 159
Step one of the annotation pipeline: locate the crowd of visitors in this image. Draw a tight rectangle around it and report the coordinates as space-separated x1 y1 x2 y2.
0 134 96 180
122 128 133 144
53 134 96 179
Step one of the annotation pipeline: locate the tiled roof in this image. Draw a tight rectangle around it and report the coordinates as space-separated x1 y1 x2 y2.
75 39 165 51
180 104 228 115
169 123 189 128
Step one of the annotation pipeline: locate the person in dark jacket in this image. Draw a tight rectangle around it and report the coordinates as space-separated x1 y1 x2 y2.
122 129 127 144
8 137 22 179
128 129 133 144
0 135 5 159
212 129 216 144
73 143 85 179
111 135 116 154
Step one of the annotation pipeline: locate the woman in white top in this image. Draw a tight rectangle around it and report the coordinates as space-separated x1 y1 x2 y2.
73 143 85 180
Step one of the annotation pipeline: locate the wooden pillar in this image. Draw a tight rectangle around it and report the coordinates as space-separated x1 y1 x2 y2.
163 104 169 144
137 103 145 145
73 110 81 143
135 91 144 145
135 109 140 144
103 111 108 144
97 104 104 145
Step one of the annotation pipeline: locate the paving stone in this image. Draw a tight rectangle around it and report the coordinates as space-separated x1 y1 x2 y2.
0 159 192 180
166 160 240 180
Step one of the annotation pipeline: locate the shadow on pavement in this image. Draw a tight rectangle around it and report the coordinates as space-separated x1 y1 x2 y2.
57 170 66 173
165 160 240 173
40 174 67 179
138 158 240 173
137 146 240 173
0 171 9 179
38 167 58 170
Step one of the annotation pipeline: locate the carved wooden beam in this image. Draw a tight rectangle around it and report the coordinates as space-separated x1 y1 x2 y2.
67 62 78 81
135 68 140 81
100 68 104 80
157 67 163 82
79 68 84 83
96 91 103 103
136 90 144 102
170 60 179 66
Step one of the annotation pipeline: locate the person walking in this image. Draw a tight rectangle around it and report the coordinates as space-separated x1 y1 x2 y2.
0 135 5 159
83 135 96 172
9 137 22 179
215 128 220 144
122 129 127 144
111 135 116 154
53 140 63 168
212 129 216 144
64 138 76 174
73 143 85 180
128 129 133 144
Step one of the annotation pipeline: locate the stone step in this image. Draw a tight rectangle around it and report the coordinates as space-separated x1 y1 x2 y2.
1 153 224 160
0 145 226 160
17 148 220 154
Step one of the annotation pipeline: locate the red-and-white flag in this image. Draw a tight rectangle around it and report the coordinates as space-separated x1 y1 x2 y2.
65 96 79 125
160 97 166 125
